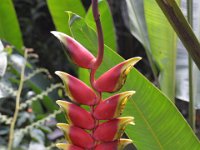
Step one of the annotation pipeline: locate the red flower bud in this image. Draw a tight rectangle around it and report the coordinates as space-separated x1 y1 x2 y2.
93 91 135 120
53 3 139 148
57 123 94 149
93 117 134 142
56 143 84 150
55 71 98 106
56 100 95 129
51 31 96 69
94 57 141 93
95 139 132 150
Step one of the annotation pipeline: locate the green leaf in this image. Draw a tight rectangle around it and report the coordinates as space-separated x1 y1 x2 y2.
9 63 57 113
125 0 178 101
0 0 23 51
68 13 200 150
78 68 90 86
85 0 117 50
155 0 200 70
38 126 52 133
144 0 178 101
123 0 158 81
68 12 98 56
47 0 85 35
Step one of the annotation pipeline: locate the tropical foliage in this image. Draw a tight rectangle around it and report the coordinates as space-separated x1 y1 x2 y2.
0 0 200 150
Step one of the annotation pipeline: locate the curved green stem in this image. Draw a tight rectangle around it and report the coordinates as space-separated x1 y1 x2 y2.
8 50 27 150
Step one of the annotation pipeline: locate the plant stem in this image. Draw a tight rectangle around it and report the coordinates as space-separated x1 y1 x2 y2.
155 0 200 69
90 1 104 148
187 0 195 130
92 0 104 70
90 0 104 91
7 50 27 150
188 57 195 129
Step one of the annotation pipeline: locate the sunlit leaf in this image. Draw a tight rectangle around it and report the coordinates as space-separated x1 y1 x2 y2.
155 0 200 69
122 0 158 78
85 0 117 50
68 13 200 150
47 0 85 35
124 0 179 101
0 0 23 51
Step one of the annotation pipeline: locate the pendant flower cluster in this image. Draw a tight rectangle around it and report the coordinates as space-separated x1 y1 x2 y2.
51 1 140 149
52 31 141 150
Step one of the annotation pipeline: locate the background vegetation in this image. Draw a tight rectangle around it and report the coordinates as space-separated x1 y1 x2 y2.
0 0 200 150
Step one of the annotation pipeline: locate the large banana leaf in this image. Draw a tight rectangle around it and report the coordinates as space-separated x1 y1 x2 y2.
47 0 85 35
124 0 178 101
122 0 158 78
144 0 178 101
85 0 117 50
67 13 200 150
125 0 200 107
0 0 23 51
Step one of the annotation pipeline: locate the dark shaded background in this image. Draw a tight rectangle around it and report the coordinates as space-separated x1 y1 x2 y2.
13 0 153 80
12 0 199 145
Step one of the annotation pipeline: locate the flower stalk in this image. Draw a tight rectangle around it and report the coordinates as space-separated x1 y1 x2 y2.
187 0 195 130
52 0 141 149
8 50 28 150
90 0 104 91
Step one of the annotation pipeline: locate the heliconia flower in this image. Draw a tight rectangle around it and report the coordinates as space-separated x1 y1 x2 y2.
95 139 132 150
93 117 134 142
56 100 95 129
94 57 141 93
55 71 98 106
53 2 140 148
57 123 94 149
93 91 135 120
51 31 96 69
56 143 84 150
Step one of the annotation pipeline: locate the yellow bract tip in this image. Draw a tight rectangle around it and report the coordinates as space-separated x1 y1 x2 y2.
119 117 135 126
56 143 69 150
120 91 135 99
51 31 67 43
118 139 133 150
57 123 70 130
56 100 70 109
123 57 142 75
55 71 66 76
